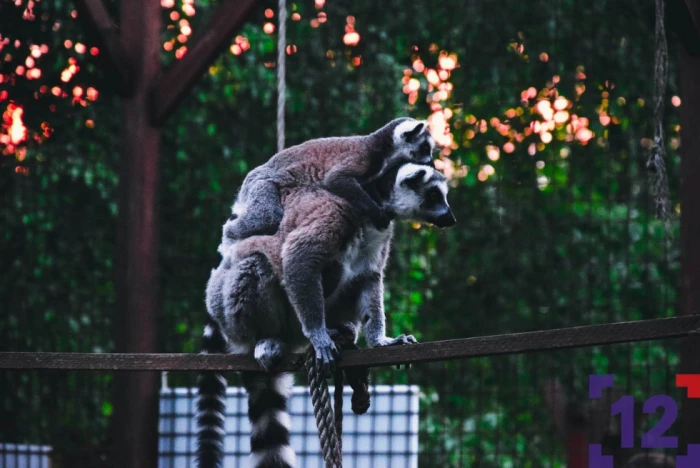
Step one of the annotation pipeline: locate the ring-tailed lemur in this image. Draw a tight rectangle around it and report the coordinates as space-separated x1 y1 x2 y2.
220 118 434 248
225 163 453 375
197 163 454 468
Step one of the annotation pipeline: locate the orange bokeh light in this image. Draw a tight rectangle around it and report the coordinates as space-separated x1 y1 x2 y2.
86 87 98 101
343 32 360 46
5 104 27 145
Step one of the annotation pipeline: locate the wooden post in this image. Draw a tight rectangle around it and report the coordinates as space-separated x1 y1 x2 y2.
71 0 259 464
678 1 700 451
112 0 162 467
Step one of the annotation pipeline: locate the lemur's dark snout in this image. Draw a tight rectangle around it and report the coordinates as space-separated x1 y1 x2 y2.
434 210 456 228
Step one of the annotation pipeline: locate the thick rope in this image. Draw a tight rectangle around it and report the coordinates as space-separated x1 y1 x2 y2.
647 0 671 221
305 326 372 468
276 0 286 153
306 347 342 468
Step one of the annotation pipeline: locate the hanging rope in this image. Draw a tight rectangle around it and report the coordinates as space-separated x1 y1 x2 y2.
647 0 672 221
306 348 342 468
276 0 286 153
305 326 372 468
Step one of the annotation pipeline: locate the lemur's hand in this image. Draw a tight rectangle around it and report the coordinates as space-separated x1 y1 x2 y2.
369 208 393 231
373 334 418 347
382 205 397 221
309 330 340 378
373 334 417 370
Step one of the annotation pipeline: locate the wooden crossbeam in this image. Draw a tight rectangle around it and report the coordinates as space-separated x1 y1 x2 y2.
150 0 260 125
74 0 131 94
1 316 696 372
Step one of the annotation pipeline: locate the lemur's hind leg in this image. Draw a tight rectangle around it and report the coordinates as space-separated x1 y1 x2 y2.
225 179 285 241
228 235 284 278
324 175 392 230
254 338 287 372
219 253 284 345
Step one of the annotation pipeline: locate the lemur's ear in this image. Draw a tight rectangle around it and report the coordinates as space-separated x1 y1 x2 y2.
401 169 426 189
401 122 425 142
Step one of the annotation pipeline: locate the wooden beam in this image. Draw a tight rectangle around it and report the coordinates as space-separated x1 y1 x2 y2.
0 316 696 372
150 0 260 125
112 0 162 467
73 0 132 95
679 28 700 451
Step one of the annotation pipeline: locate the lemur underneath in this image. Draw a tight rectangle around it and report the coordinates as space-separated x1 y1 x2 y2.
198 163 455 468
220 117 434 250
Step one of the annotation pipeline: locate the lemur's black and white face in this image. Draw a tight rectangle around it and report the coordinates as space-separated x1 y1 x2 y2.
390 163 455 228
388 119 435 166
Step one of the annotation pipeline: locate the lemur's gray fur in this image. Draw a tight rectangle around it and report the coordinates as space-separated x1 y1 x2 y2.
220 118 434 250
197 163 455 468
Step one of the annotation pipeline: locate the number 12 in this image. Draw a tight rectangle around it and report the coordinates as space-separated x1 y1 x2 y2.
610 394 678 449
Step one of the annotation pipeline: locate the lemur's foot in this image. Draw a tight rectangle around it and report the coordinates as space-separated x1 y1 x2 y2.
254 338 287 372
328 321 359 342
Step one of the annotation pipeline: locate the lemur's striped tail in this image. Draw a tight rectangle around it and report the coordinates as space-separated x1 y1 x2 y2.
242 372 296 468
196 321 229 468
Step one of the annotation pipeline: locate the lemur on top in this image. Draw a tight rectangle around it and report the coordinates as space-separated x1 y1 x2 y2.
219 117 434 252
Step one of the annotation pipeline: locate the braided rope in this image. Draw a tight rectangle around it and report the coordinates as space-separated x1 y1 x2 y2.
276 0 286 153
306 347 342 468
647 0 671 221
304 326 372 468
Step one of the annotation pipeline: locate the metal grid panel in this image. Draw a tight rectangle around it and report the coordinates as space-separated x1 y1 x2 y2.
0 444 51 468
158 384 419 468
